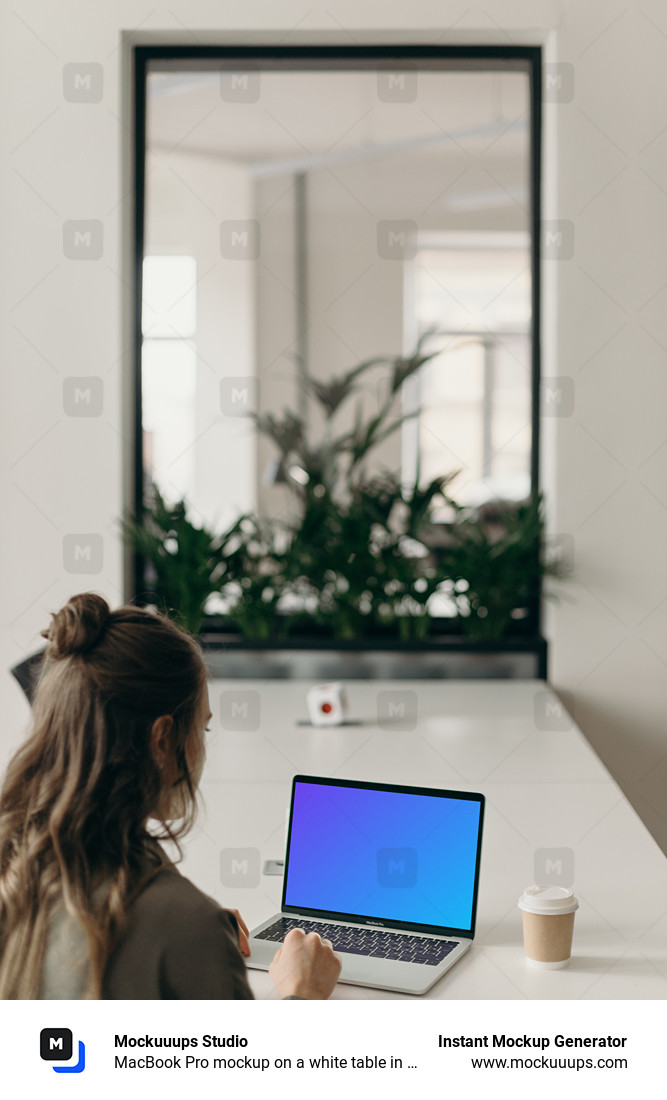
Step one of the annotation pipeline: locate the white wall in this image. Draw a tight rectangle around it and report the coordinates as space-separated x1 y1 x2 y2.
255 172 300 525
144 149 257 531
546 3 667 856
1 2 666 859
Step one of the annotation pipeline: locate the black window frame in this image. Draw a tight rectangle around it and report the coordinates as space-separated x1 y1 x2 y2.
132 44 543 645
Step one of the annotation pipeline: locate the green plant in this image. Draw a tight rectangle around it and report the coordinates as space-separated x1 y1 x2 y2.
443 495 563 640
121 484 228 635
250 336 448 638
348 469 457 640
125 336 563 642
218 514 288 639
255 336 436 498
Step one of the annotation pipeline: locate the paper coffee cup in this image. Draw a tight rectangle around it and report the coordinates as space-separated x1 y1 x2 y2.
518 885 578 969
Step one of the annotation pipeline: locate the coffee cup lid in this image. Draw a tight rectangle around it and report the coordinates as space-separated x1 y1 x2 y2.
518 884 579 915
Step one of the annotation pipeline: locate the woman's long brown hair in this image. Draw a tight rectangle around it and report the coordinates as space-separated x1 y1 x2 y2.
0 593 206 998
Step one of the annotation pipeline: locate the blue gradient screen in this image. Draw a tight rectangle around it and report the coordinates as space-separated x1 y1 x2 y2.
284 781 482 931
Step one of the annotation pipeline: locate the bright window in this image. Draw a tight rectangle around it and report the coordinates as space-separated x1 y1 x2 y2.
141 256 197 502
405 233 532 511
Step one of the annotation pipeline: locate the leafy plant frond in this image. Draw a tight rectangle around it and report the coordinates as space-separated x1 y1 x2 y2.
126 335 559 641
296 355 390 418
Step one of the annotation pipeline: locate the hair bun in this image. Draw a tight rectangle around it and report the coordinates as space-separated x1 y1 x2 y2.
41 592 111 658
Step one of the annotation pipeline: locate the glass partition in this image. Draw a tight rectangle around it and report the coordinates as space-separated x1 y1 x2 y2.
133 47 541 640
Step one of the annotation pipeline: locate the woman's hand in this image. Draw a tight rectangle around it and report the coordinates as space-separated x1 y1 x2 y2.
228 908 251 957
269 927 342 999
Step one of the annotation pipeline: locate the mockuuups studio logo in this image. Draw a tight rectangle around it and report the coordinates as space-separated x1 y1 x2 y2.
541 377 574 417
534 848 575 888
534 690 572 731
543 63 574 104
63 63 103 103
220 690 261 731
377 690 417 731
542 219 574 261
220 69 260 103
377 68 418 103
377 848 418 888
63 220 103 260
63 377 103 417
220 220 260 260
220 376 258 417
40 1028 86 1074
377 220 418 261
220 847 261 888
63 535 103 575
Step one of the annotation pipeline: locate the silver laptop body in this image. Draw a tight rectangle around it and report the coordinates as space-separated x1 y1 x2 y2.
247 775 485 996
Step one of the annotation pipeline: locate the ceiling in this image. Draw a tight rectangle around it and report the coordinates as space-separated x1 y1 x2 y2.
146 68 530 173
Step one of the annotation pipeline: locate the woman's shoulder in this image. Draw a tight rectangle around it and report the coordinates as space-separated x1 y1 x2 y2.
130 844 228 929
103 844 253 999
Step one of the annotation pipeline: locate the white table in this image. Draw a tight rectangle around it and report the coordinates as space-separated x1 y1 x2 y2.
182 680 667 999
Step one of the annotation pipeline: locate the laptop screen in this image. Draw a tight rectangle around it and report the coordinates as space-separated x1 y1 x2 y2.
282 776 484 936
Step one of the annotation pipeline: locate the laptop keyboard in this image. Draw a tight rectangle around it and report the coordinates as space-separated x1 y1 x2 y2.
255 916 458 966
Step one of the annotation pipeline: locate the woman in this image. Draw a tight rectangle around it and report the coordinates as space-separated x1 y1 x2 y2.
0 592 340 999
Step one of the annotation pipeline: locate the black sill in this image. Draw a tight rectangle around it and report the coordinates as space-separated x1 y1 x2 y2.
200 632 547 655
201 634 548 680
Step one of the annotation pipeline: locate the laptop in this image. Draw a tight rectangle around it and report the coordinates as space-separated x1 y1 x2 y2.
247 775 484 995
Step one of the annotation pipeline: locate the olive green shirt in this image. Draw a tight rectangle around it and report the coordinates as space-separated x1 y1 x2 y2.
40 845 253 1000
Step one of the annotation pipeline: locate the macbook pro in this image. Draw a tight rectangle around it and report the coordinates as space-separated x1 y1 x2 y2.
247 775 484 995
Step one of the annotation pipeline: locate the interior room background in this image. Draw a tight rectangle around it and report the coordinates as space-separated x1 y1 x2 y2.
1 1 666 859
